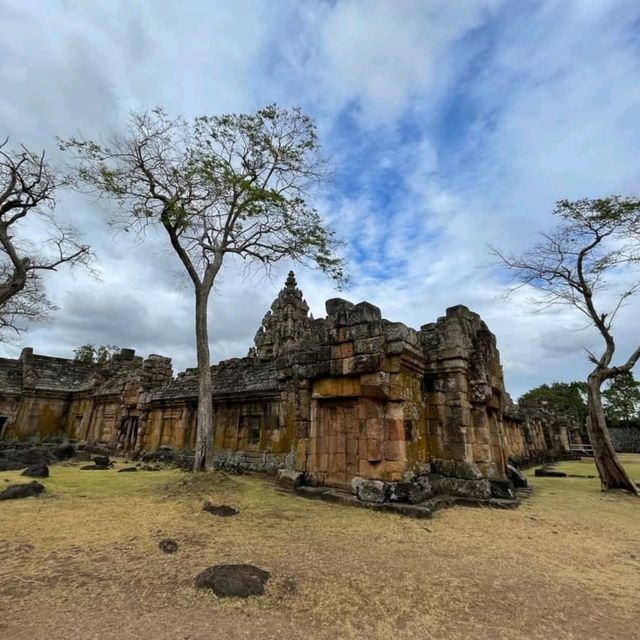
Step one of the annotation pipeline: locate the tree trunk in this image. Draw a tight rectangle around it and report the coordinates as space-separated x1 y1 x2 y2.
193 286 215 471
586 374 638 495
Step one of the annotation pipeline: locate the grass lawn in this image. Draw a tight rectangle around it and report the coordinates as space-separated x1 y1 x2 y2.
1 457 639 640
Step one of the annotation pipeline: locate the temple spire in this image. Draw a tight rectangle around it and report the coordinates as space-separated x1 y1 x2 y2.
252 271 313 359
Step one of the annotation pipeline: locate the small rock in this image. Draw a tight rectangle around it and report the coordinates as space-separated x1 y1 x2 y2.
21 463 49 478
202 501 238 517
118 467 138 473
195 564 270 598
0 481 45 501
159 538 178 554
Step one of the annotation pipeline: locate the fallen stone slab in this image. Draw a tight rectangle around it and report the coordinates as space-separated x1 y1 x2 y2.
159 538 178 554
0 481 45 501
534 468 567 478
195 564 270 598
202 501 238 517
80 464 110 471
117 467 138 473
21 463 49 478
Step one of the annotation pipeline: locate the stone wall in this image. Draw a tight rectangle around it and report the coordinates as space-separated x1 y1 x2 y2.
0 271 577 489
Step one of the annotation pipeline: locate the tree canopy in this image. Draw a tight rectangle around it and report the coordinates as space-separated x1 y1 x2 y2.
61 104 344 471
73 344 120 364
519 381 588 423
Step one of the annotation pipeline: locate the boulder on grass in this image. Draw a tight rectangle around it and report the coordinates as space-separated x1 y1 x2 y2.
534 467 567 478
159 538 178 554
118 467 138 473
93 456 111 467
21 463 49 478
80 464 109 471
202 501 238 517
0 481 45 501
195 564 270 598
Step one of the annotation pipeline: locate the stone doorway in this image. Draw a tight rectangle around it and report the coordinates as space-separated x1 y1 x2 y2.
118 416 139 452
315 399 360 488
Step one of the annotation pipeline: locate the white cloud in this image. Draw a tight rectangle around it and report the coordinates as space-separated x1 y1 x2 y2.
1 0 640 399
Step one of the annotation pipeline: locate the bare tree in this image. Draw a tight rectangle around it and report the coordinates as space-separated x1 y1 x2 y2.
0 139 91 338
494 196 640 495
60 105 344 471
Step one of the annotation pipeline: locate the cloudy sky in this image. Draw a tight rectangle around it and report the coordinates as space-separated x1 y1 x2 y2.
1 0 640 397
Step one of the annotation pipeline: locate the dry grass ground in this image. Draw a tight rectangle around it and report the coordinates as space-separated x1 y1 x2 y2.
1 456 639 640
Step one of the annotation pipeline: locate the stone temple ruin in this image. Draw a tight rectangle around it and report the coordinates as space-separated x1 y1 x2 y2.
0 272 581 502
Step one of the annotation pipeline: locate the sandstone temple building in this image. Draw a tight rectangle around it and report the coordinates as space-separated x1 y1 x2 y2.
0 272 579 488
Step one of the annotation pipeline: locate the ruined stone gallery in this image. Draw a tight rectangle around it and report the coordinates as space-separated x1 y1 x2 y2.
0 272 579 495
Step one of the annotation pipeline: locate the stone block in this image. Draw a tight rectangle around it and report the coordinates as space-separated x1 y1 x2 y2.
346 354 383 374
345 323 374 341
489 479 516 500
385 419 404 441
340 342 355 358
351 475 366 495
382 460 405 481
367 437 383 462
356 479 387 504
434 477 492 500
414 475 435 498
454 460 484 480
383 439 404 462
388 481 427 504
354 336 385 354
364 401 384 419
325 298 355 316
277 469 304 489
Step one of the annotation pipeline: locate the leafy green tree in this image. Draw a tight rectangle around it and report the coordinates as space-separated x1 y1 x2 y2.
61 105 344 471
519 381 588 423
603 372 640 424
495 196 640 495
73 344 119 364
